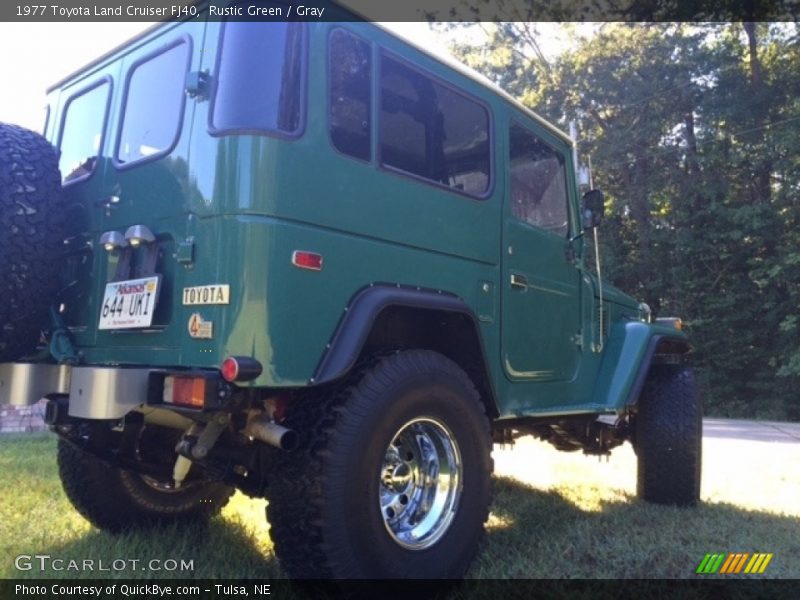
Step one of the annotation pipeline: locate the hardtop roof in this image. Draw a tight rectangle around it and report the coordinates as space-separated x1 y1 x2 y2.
47 11 573 147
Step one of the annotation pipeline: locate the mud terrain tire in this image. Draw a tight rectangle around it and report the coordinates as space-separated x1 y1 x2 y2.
635 365 702 506
58 438 233 533
0 123 65 361
267 350 493 579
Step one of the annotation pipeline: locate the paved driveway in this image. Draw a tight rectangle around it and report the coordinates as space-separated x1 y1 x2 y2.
493 416 800 517
703 418 800 444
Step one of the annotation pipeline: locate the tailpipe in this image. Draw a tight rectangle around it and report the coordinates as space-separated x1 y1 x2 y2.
245 416 298 451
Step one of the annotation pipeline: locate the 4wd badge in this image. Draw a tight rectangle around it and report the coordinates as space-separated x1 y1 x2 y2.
188 313 213 339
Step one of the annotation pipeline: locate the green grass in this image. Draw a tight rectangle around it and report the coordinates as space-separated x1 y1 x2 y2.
1 433 798 581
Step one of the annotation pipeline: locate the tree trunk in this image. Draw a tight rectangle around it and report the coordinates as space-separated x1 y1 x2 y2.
742 21 772 204
684 112 698 173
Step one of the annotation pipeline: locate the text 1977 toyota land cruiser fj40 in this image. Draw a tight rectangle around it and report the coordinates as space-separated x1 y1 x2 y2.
0 9 701 579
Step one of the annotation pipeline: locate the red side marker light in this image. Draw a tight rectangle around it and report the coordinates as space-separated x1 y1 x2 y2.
292 250 323 271
221 357 239 382
221 356 263 383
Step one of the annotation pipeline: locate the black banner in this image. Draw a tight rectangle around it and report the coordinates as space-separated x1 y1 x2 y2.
2 0 799 22
2 579 799 600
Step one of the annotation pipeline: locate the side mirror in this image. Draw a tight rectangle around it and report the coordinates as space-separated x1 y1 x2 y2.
582 189 605 229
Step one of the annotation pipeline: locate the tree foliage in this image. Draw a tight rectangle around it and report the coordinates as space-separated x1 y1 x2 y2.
444 22 800 419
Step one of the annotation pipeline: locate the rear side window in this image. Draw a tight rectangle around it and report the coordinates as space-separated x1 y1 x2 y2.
509 122 569 236
211 22 305 136
59 80 110 184
379 55 491 197
329 29 371 161
116 40 190 166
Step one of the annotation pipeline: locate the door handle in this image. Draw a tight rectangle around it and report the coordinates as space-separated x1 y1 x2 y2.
510 273 528 289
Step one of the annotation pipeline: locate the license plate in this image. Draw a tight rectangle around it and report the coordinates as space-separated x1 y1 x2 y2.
98 276 161 330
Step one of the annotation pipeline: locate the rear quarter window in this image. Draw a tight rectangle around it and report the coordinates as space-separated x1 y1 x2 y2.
329 29 371 161
379 54 491 198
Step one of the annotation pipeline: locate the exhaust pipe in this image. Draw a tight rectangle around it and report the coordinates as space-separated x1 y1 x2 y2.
246 416 298 451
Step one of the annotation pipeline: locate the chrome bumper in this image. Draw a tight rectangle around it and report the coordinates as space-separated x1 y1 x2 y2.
0 363 150 420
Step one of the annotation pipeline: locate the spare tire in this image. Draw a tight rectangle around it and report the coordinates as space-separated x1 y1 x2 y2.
0 123 65 361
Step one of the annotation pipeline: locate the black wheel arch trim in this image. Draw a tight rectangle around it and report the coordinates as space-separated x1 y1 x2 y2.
625 334 693 408
312 284 499 416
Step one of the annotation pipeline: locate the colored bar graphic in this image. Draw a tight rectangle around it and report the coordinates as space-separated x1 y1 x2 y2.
744 555 755 573
734 553 749 574
719 554 736 574
744 554 760 574
696 554 713 574
699 553 726 574
700 552 773 575
711 554 726 573
759 554 773 573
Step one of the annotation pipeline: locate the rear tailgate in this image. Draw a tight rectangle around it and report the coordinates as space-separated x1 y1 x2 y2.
51 19 208 353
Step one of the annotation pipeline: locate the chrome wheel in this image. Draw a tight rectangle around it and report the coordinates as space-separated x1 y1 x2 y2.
379 417 462 550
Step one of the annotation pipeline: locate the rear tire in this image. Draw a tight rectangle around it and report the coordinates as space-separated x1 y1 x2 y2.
57 438 233 533
0 123 65 361
635 365 702 506
267 350 493 578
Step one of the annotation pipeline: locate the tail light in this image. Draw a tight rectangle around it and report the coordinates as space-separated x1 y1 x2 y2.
163 376 207 408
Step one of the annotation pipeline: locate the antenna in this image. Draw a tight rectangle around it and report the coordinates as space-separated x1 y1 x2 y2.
593 223 604 353
587 153 603 352
569 121 580 190
570 124 603 353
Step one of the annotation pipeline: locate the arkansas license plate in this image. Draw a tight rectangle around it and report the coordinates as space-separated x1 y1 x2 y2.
98 276 161 330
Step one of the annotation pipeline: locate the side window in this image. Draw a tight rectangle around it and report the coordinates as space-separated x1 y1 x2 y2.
329 29 371 161
509 122 569 236
211 22 305 136
379 55 490 197
59 80 110 184
116 41 190 165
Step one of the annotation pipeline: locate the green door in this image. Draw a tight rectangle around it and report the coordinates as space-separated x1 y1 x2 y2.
501 121 582 384
101 21 203 230
54 66 121 348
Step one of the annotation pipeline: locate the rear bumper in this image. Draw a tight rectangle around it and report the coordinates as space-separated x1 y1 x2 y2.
1 363 150 419
0 363 70 406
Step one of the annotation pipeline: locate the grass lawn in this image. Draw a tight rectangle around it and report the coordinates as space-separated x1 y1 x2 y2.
1 430 798 580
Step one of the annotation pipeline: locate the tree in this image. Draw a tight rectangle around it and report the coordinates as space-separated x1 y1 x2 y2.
442 22 800 418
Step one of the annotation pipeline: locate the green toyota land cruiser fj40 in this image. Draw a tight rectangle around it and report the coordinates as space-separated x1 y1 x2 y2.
0 11 701 579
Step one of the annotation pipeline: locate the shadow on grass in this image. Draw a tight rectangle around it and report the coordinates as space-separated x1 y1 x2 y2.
473 476 800 579
4 434 798 583
1 433 282 580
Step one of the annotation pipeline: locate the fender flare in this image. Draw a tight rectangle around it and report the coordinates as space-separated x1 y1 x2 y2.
624 333 692 407
311 284 498 415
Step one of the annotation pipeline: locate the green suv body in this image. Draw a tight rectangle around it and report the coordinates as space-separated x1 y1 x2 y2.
0 12 701 579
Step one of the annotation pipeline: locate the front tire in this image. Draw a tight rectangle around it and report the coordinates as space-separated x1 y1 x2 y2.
267 350 493 579
57 438 233 533
634 365 702 506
